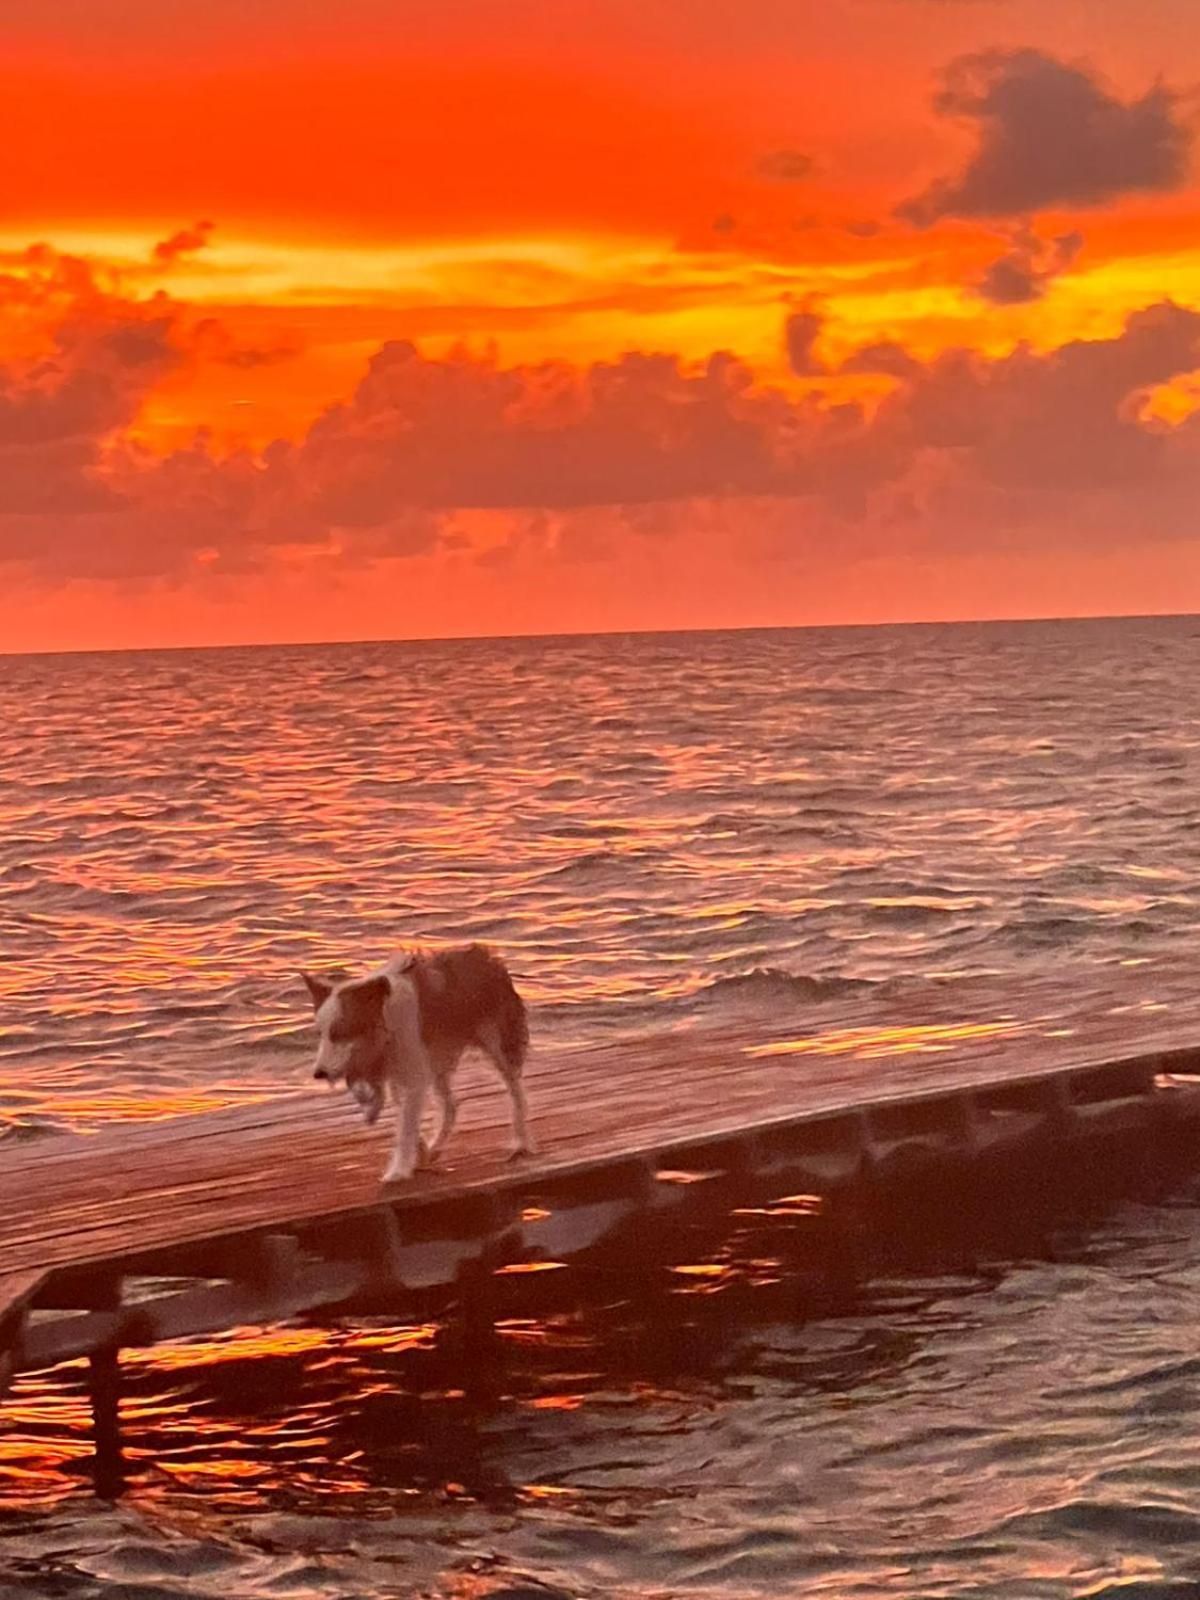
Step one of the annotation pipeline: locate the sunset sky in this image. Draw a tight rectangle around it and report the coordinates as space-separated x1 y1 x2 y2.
4 0 1200 650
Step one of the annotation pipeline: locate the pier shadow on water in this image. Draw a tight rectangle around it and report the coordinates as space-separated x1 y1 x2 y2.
5 1140 1200 1598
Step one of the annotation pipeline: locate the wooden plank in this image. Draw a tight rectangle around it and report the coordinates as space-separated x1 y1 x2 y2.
0 1034 1185 1273
2 973 1199 1288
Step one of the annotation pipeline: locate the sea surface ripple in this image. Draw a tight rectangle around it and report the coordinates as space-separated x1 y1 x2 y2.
1 617 1199 1598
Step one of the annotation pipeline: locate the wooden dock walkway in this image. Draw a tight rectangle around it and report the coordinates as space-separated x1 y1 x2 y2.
5 960 1200 1503
5 976 1200 1415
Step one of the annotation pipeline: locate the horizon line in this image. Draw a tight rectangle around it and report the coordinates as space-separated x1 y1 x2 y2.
3 607 1196 663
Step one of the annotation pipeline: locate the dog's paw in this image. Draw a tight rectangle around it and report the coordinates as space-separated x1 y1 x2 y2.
381 1162 415 1185
505 1143 535 1164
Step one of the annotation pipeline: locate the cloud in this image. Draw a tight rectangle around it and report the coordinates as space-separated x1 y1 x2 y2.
756 148 814 182
152 221 215 265
784 306 826 375
900 49 1192 223
844 219 884 239
292 301 1199 550
2 248 1200 594
840 341 921 377
286 340 856 515
871 300 1200 498
0 250 184 518
976 226 1084 303
192 316 298 368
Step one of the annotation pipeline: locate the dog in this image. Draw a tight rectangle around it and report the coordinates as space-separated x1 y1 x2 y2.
301 943 533 1183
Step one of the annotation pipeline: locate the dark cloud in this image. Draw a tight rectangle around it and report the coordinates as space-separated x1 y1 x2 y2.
844 219 884 239
153 221 214 265
192 316 297 368
840 341 921 377
899 49 1191 223
756 148 814 182
223 345 297 369
976 227 1084 303
784 306 826 375
289 342 828 515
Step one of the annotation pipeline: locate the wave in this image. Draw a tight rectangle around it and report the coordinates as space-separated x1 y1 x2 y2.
335 664 392 683
0 1113 62 1143
865 900 959 926
529 964 878 1036
539 848 667 883
690 965 876 1010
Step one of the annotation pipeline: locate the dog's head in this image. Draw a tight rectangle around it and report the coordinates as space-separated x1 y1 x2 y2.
301 970 391 1098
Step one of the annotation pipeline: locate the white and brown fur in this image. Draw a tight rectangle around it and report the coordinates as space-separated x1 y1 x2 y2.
301 944 533 1183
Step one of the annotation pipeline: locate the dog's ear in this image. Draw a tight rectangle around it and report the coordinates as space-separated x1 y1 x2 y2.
339 974 390 1030
300 971 335 1011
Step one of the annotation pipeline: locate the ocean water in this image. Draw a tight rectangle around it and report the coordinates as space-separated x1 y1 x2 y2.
1 617 1199 1598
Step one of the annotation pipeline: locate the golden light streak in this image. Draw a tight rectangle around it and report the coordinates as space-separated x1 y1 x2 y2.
744 1019 1026 1061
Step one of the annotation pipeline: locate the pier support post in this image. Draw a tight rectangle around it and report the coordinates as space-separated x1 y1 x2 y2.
83 1277 126 1499
87 1342 125 1500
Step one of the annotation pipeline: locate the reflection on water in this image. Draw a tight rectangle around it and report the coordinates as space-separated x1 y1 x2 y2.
5 1165 1200 1598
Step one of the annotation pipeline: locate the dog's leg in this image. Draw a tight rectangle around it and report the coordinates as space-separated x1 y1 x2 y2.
424 1087 457 1164
425 1061 458 1165
381 989 432 1184
383 1073 427 1183
475 1022 536 1159
504 1073 536 1160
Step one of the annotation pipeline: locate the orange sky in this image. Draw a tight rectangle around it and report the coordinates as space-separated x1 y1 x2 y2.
3 0 1200 650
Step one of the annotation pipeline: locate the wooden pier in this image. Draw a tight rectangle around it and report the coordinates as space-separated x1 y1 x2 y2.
4 983 1200 1488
